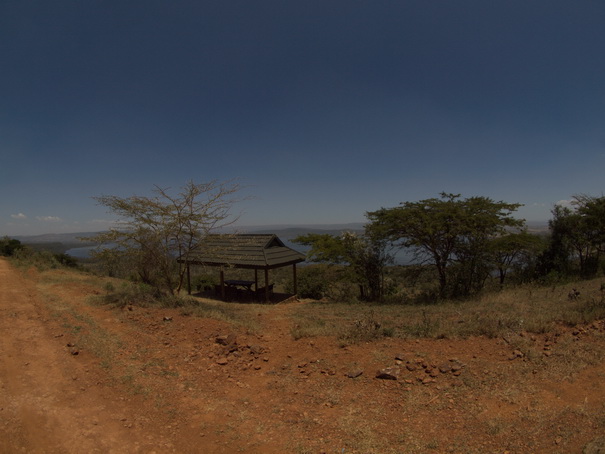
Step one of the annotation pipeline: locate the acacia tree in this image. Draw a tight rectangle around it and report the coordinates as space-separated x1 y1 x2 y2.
293 230 394 301
87 180 241 294
543 195 605 277
489 231 545 285
367 193 523 297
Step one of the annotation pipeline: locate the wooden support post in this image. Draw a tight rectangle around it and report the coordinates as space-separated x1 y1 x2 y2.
220 268 225 301
292 263 298 296
254 269 258 291
264 268 269 304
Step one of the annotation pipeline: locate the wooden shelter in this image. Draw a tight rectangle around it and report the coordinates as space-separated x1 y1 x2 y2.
179 234 306 303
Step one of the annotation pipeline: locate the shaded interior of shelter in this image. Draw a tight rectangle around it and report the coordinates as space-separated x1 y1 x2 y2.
179 234 306 304
191 284 297 304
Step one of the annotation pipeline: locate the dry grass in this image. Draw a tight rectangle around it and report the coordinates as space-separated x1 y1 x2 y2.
289 278 605 343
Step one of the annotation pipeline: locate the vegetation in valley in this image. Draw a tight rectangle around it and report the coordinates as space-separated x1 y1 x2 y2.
5 185 605 342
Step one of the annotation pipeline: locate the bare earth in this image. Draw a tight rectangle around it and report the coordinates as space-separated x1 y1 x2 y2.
1 258 605 453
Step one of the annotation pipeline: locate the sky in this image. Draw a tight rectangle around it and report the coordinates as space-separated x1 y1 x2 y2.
1 1 604 236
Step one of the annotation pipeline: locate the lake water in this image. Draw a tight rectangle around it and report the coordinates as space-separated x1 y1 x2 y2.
65 245 98 258
67 242 414 265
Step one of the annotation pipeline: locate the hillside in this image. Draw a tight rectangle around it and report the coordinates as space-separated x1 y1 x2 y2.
2 258 605 453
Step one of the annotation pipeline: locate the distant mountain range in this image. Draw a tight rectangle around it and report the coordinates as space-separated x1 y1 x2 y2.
12 224 366 244
11 220 548 248
235 223 365 240
12 232 99 245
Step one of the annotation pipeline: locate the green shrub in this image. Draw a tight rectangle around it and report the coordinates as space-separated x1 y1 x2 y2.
96 282 168 309
53 253 79 268
192 274 217 292
286 265 330 299
0 236 24 256
11 247 61 270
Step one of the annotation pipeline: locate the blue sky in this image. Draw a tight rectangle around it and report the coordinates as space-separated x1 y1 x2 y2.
2 1 604 236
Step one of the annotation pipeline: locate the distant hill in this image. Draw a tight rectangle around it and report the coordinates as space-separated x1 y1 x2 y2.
12 232 100 244
241 223 365 240
10 232 100 255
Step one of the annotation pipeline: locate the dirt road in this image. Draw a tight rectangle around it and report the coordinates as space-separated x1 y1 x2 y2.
0 259 172 453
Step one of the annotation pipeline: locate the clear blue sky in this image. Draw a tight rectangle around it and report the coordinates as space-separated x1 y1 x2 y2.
2 1 604 236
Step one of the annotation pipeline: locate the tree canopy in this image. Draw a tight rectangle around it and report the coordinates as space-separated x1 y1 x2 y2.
293 230 394 301
542 195 605 278
367 193 524 297
86 180 241 294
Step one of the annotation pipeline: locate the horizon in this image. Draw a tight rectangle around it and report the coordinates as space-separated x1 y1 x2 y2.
10 219 550 242
2 2 603 236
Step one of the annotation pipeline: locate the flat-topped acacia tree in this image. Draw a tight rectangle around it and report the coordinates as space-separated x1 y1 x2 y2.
86 180 241 295
367 193 524 298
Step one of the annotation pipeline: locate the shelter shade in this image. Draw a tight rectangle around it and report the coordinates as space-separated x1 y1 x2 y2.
178 234 306 302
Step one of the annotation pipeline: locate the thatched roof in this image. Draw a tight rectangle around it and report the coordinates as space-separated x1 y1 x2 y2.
180 234 306 269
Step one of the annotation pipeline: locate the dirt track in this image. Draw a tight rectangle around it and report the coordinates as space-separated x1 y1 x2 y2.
2 257 605 453
0 259 169 453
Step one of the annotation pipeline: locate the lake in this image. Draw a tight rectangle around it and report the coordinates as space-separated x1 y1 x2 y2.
66 242 415 265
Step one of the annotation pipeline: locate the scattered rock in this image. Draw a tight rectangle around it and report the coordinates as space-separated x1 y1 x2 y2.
215 333 237 346
249 344 264 356
450 362 463 373
509 350 524 360
426 368 439 378
346 369 363 379
376 367 400 380
438 363 452 374
216 358 228 365
163 316 172 322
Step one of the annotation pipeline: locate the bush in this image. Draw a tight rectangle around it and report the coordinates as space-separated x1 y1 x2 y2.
96 281 184 309
286 265 330 299
0 237 24 256
53 253 79 268
11 247 60 270
192 274 217 292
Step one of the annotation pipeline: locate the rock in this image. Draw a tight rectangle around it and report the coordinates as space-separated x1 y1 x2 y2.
438 363 452 374
406 363 418 372
346 369 363 379
216 333 237 346
216 358 228 365
163 316 172 322
249 344 263 356
450 362 463 373
509 350 524 360
394 353 406 361
376 367 400 380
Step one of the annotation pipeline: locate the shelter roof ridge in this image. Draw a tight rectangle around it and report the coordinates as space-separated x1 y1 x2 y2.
181 233 305 269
